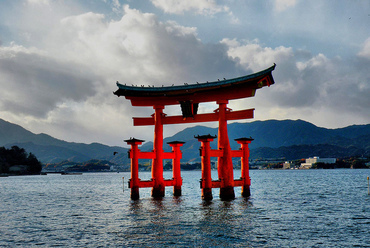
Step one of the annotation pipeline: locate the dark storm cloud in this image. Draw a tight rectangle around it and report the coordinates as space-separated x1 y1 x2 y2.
0 2 368 145
263 52 370 118
225 38 370 127
155 34 243 84
0 48 98 117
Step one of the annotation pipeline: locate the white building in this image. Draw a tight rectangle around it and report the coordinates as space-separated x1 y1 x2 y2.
300 156 336 169
283 161 291 169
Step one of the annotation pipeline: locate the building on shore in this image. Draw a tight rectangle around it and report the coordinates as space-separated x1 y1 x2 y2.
300 156 336 169
283 161 292 169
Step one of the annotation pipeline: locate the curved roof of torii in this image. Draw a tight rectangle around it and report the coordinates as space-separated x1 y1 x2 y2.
114 64 276 106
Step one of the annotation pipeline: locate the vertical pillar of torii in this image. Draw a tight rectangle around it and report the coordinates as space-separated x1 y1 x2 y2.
235 137 254 197
216 100 235 200
168 141 185 196
196 134 215 201
152 105 165 198
124 138 144 200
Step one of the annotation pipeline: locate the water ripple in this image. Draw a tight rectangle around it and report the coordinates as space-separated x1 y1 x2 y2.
1 170 369 247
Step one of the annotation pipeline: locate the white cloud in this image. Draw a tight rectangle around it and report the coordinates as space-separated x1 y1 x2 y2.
358 37 370 59
223 39 370 128
112 0 121 11
27 0 50 5
0 5 241 145
0 2 368 146
150 0 230 15
274 0 297 12
221 38 294 71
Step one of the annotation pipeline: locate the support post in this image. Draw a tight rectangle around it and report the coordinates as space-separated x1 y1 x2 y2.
125 138 145 200
235 137 253 197
151 105 165 198
196 135 216 201
167 141 185 196
216 100 235 200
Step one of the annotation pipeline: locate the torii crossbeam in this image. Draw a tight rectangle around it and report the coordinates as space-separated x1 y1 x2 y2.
114 64 276 200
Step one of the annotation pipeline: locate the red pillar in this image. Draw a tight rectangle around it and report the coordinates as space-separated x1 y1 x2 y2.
168 141 185 196
152 105 165 198
216 100 235 200
235 137 253 197
196 135 215 201
125 138 145 200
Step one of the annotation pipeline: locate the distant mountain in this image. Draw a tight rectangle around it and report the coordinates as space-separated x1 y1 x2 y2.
228 120 370 149
141 119 370 161
0 119 129 164
252 142 369 160
1 118 369 164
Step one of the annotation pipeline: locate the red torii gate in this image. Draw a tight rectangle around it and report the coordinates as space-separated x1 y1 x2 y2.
114 64 276 200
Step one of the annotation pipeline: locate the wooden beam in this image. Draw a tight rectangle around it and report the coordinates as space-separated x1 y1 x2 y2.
129 179 154 188
164 179 176 187
231 150 243 157
133 117 155 126
133 108 254 126
137 151 156 159
126 87 256 106
233 179 244 187
163 152 175 159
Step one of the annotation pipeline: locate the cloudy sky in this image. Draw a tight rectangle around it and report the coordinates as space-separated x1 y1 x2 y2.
0 0 369 146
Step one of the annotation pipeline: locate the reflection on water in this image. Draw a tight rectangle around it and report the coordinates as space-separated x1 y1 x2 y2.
123 195 257 247
1 170 369 247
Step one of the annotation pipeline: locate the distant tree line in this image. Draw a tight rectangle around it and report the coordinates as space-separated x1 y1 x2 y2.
67 160 111 172
44 159 114 172
312 158 369 169
0 146 42 175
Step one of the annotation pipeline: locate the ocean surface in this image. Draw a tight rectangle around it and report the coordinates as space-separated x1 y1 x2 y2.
1 169 369 247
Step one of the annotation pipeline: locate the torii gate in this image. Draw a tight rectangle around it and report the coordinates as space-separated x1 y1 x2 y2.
114 64 276 200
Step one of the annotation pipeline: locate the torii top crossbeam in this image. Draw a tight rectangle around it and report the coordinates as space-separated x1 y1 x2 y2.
114 64 276 107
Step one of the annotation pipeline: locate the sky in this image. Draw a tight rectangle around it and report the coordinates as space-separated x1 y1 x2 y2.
0 0 369 147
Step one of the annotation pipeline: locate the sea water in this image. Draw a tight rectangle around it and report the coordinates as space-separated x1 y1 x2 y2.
1 169 369 247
